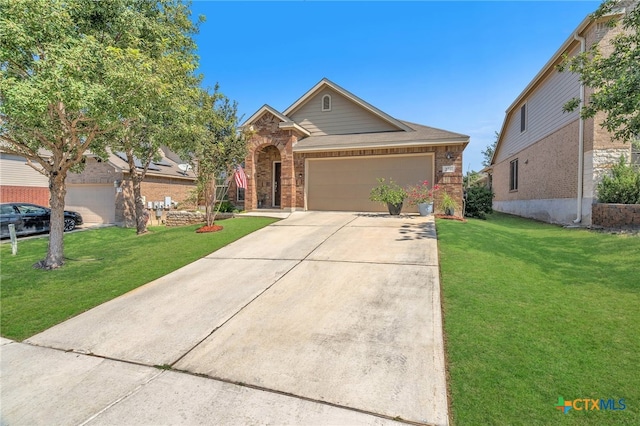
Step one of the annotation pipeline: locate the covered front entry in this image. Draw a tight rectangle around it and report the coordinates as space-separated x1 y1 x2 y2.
306 154 434 212
255 145 282 208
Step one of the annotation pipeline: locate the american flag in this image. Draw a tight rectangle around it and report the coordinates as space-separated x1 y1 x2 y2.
234 165 247 189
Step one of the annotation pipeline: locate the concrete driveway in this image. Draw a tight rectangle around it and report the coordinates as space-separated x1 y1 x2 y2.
1 212 448 425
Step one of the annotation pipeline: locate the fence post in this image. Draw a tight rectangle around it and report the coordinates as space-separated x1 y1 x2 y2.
8 224 17 255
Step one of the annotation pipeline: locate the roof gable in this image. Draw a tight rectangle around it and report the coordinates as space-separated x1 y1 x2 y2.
241 104 291 127
241 104 310 136
284 78 413 134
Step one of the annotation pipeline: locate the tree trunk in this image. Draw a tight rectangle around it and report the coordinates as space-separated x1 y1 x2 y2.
131 174 148 234
204 176 215 227
36 172 67 269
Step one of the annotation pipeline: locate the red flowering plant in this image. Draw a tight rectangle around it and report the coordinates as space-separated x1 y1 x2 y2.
405 180 439 206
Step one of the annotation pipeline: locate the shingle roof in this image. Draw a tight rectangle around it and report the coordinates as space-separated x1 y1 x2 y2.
293 120 469 152
105 150 196 180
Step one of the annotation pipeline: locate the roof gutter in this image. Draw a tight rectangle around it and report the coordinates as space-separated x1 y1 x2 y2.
292 138 469 153
573 32 586 224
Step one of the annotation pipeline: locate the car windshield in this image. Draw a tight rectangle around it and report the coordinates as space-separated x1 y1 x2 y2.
1 205 16 215
16 205 48 215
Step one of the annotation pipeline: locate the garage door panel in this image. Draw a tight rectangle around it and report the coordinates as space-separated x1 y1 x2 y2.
65 185 115 223
307 155 433 212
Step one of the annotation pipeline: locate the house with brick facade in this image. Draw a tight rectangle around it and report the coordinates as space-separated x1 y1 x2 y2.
229 78 469 213
489 5 633 226
1 147 196 226
0 152 50 206
65 148 196 225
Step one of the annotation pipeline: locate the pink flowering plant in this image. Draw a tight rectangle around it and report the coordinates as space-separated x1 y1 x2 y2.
405 180 439 206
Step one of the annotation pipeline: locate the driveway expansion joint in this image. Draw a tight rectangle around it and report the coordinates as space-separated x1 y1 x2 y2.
165 367 430 426
78 370 166 426
304 258 440 267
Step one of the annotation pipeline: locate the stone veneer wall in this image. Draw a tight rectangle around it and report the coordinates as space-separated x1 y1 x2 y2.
165 211 206 227
591 148 633 184
592 204 640 228
165 211 235 227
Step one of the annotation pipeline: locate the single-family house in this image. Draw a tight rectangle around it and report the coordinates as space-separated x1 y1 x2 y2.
229 78 469 213
0 147 196 226
489 4 633 225
65 148 196 225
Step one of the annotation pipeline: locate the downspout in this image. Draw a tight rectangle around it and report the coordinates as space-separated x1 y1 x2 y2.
573 32 586 224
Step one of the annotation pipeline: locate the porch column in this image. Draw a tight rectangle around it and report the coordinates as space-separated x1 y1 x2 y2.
244 148 257 211
280 133 298 210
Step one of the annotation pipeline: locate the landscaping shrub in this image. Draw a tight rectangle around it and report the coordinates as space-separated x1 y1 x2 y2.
215 201 235 213
597 156 640 204
464 186 493 219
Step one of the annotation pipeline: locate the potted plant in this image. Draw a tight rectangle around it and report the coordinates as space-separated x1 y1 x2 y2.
406 180 438 216
369 178 407 215
440 191 458 216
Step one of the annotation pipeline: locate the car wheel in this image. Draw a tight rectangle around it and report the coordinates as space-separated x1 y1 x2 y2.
64 218 76 232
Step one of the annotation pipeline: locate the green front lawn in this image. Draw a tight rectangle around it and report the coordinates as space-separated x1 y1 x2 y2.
437 213 639 425
0 217 277 341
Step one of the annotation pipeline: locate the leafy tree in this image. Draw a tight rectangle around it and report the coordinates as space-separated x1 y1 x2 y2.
464 170 483 188
183 88 248 227
0 0 201 266
481 131 499 167
1 0 121 268
559 0 640 143
103 6 201 235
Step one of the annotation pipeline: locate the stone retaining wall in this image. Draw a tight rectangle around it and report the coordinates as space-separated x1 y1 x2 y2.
166 211 206 227
592 203 640 228
166 211 236 227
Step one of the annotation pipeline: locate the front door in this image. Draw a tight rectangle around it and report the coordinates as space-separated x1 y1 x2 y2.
273 161 281 207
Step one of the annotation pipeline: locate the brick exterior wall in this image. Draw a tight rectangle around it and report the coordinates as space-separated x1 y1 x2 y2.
493 121 579 202
592 203 640 228
67 159 121 184
0 186 50 206
119 176 196 227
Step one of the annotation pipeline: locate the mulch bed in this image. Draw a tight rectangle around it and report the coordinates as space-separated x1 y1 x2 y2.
435 214 467 222
196 224 224 233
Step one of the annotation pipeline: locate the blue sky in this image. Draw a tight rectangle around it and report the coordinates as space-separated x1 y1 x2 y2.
190 1 600 172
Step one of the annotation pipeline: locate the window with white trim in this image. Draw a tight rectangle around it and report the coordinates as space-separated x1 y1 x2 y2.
509 159 519 191
520 104 527 133
215 172 228 201
322 94 331 111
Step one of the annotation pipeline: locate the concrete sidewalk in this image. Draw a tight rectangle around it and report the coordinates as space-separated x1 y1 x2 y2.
1 212 448 425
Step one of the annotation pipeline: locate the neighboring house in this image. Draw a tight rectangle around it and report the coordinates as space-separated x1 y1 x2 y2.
66 147 196 225
229 78 469 213
489 5 633 226
0 152 50 206
0 147 196 226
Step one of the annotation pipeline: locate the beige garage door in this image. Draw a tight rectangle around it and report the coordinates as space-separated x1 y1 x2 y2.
307 154 434 212
65 184 115 223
